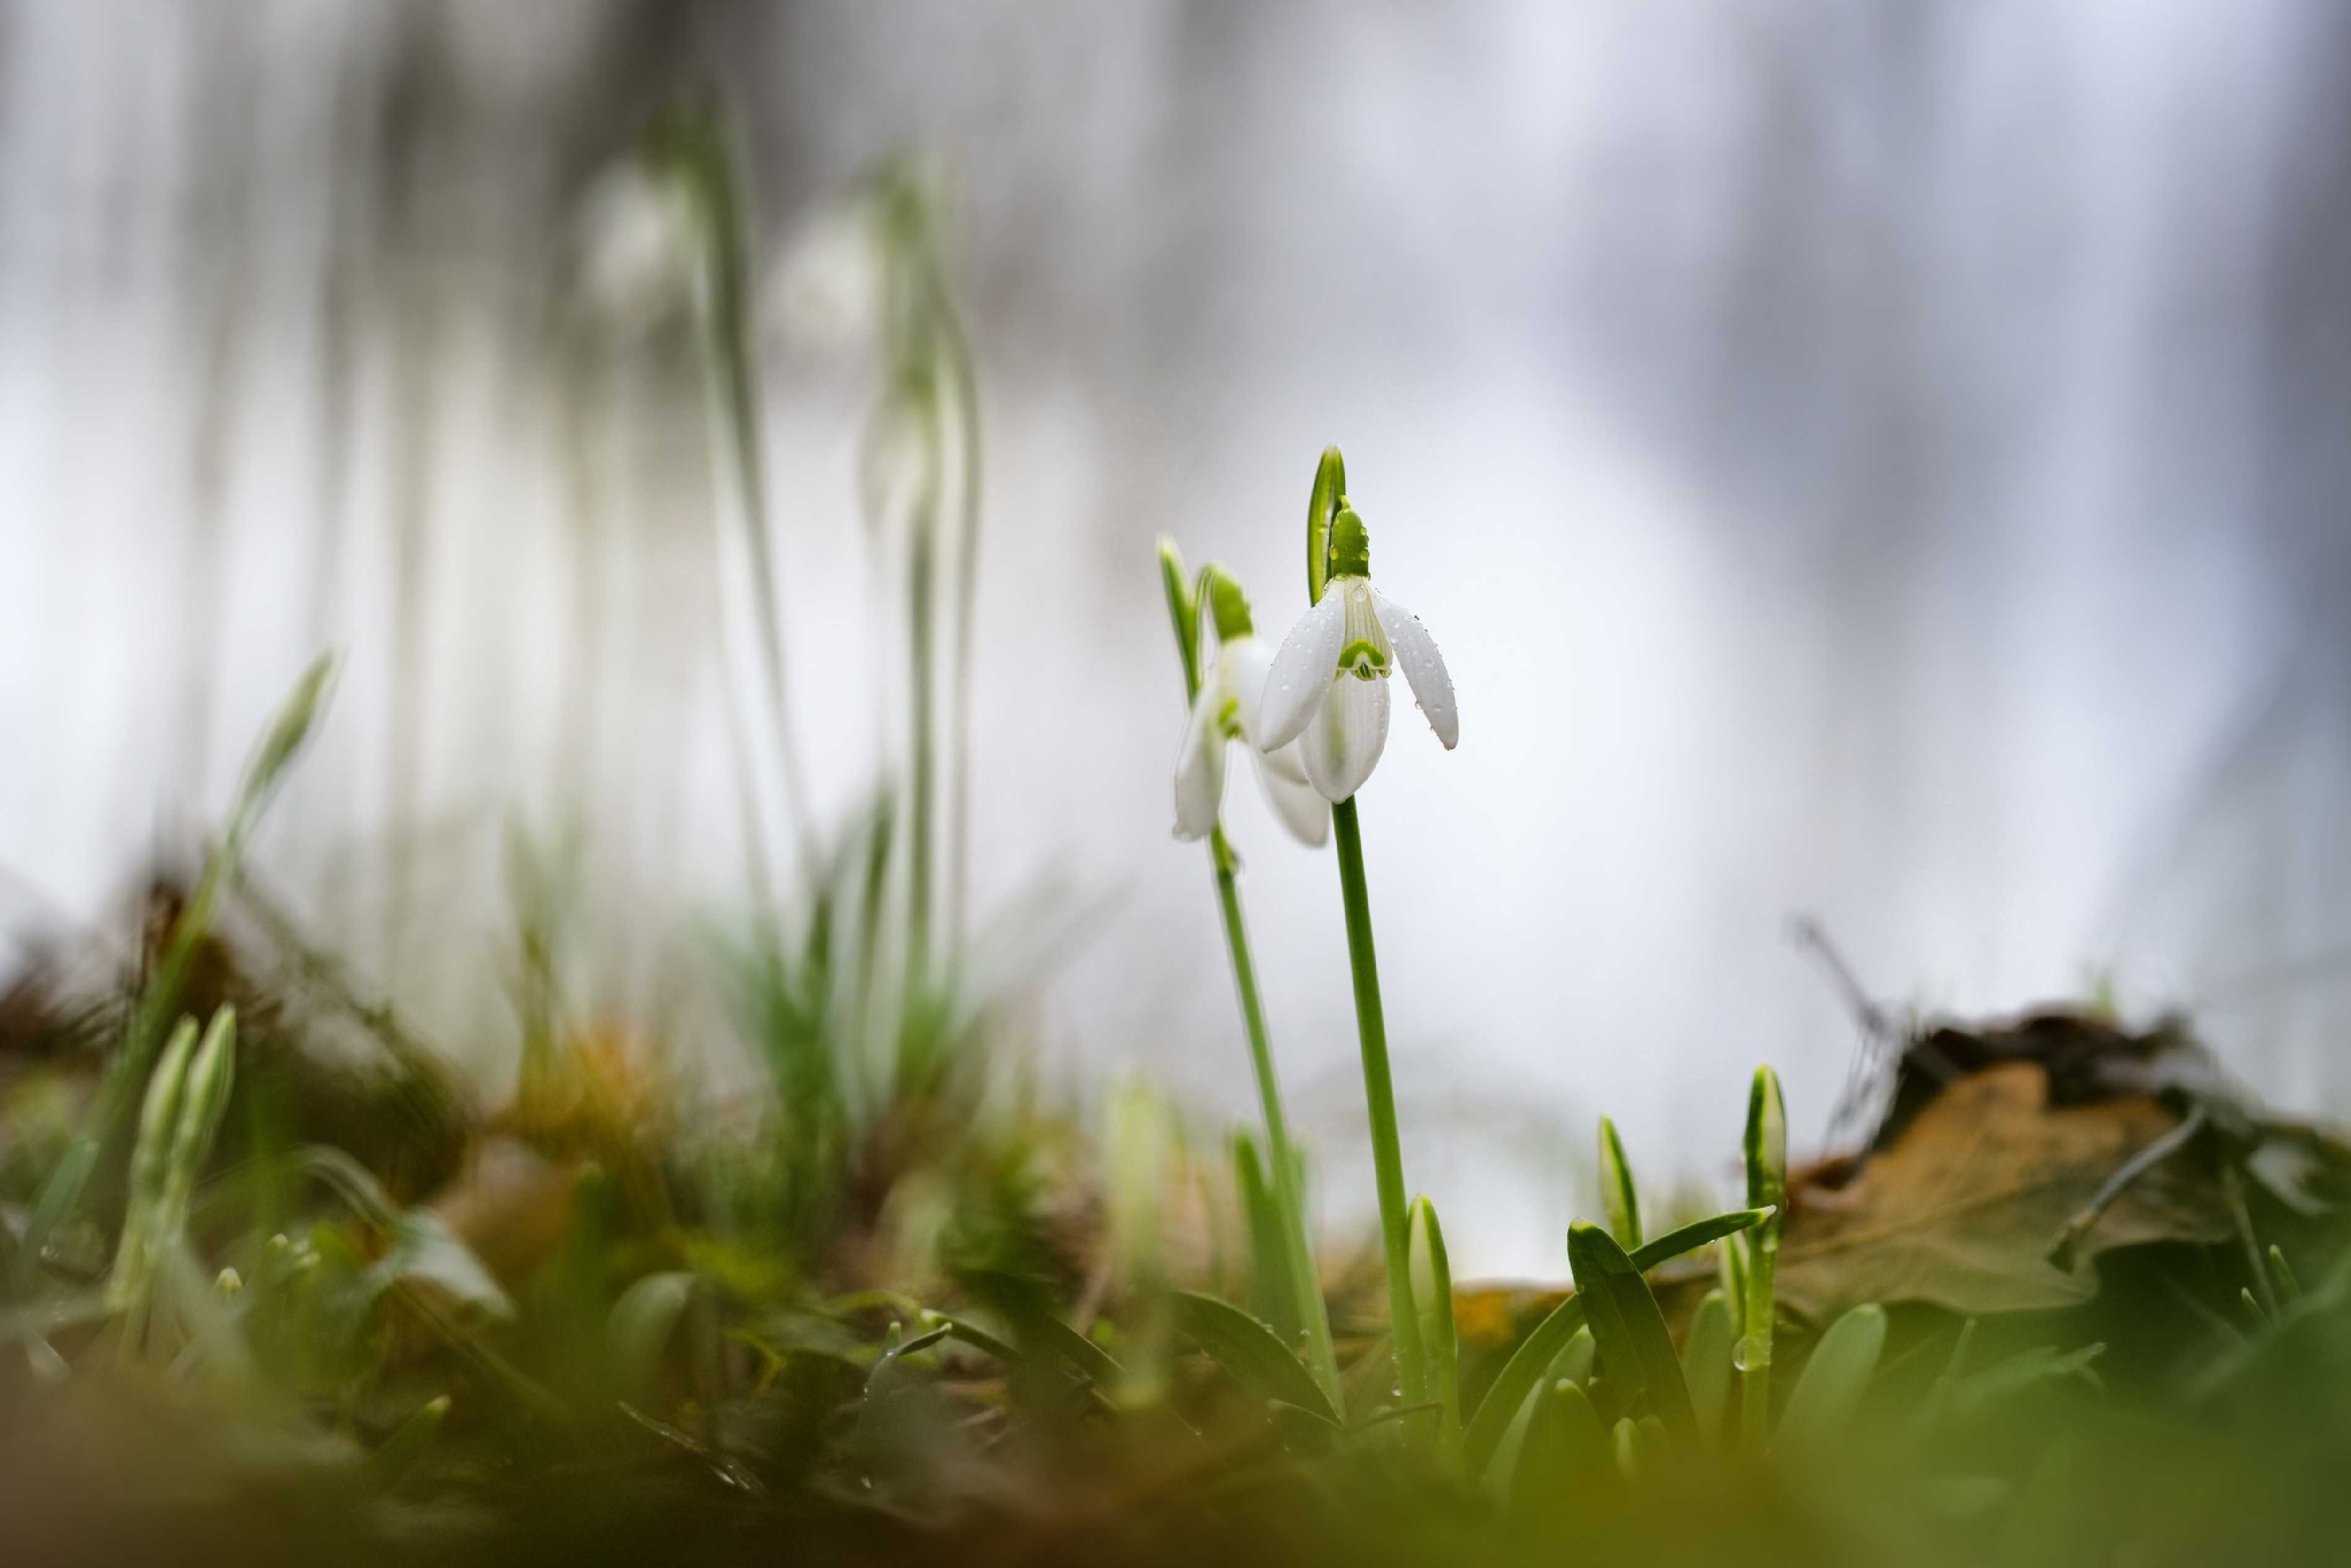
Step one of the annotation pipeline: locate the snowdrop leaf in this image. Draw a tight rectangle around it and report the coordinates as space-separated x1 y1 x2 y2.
1568 1221 1698 1448
1462 1206 1770 1472
1776 1302 1886 1457
1172 1289 1336 1426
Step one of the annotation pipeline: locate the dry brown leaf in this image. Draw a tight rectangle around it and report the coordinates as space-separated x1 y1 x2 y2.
1775 1060 2233 1320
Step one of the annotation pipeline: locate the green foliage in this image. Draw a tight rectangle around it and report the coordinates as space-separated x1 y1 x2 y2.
1597 1114 1642 1250
1462 1205 1770 1473
1172 1289 1338 1427
1775 1302 1886 1457
1567 1221 1698 1447
1684 1289 1737 1445
1408 1195 1461 1454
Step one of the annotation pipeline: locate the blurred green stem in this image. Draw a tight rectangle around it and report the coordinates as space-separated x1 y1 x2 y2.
905 379 944 980
934 275 983 962
1331 797 1430 1429
685 115 819 897
1210 828 1343 1410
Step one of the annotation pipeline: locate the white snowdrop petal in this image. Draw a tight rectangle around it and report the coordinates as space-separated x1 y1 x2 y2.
1258 594 1347 750
1253 744 1331 847
1227 638 1278 750
1302 672 1390 802
1372 589 1457 749
1172 687 1228 839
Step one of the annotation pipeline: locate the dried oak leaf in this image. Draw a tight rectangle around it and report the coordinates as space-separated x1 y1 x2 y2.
1774 1060 2233 1321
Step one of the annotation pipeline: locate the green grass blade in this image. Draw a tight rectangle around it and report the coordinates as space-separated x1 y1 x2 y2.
1741 1065 1787 1451
2269 1244 2303 1307
1597 1115 1642 1250
1171 1289 1337 1426
14 1139 98 1294
1643 1207 1776 1265
1462 1206 1769 1471
1567 1221 1698 1447
79 656 334 1232
1549 1324 1596 1388
1504 1378 1610 1515
1685 1288 1737 1446
1234 1133 1300 1341
1027 1310 1126 1390
924 1310 1020 1367
609 1272 702 1398
371 1395 451 1488
1775 1302 1886 1457
1408 1195 1460 1455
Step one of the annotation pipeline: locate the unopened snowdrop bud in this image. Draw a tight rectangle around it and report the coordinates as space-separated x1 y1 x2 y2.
1259 498 1456 802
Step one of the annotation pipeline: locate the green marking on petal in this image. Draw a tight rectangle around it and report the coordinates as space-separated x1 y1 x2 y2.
1339 638 1388 678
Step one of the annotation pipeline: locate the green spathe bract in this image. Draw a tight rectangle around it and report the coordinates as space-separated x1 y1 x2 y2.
1306 446 1345 605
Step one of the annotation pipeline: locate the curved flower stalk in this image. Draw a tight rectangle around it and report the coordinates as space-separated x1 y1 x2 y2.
1259 508 1456 802
1174 568 1330 847
1272 447 1459 1444
1158 541 1343 1410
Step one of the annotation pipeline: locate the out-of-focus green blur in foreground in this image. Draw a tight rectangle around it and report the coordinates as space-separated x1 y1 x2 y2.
4 670 2351 1566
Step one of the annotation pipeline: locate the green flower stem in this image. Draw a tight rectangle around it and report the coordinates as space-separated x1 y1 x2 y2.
679 115 819 893
1330 796 1430 1427
934 276 983 961
1159 542 1339 1410
1209 826 1344 1410
905 381 944 977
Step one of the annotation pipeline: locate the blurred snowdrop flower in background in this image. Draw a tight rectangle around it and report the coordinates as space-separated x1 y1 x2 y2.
769 197 889 353
575 157 708 333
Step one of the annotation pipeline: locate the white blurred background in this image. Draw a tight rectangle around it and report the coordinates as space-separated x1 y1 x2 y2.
6 1 2351 1273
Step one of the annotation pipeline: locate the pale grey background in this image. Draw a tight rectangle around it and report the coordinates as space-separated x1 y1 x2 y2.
6 1 2350 1273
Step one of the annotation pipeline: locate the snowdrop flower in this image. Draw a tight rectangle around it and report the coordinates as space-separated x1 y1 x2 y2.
1174 569 1331 847
1258 506 1456 802
575 158 708 332
769 199 887 352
